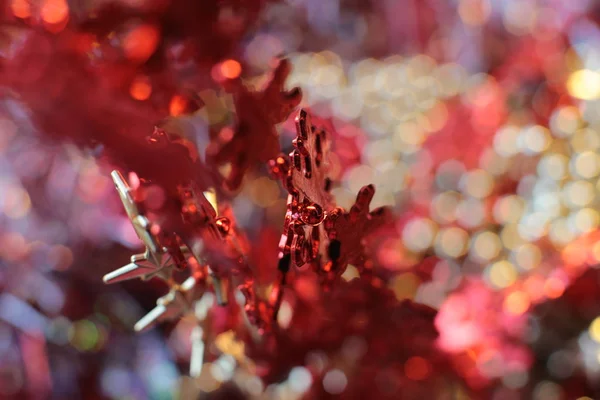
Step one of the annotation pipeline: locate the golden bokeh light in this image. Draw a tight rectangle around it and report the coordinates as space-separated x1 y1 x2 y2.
567 69 600 100
435 227 469 258
472 231 502 261
504 290 531 315
488 260 518 289
461 169 494 199
402 218 437 252
514 244 542 270
589 317 600 343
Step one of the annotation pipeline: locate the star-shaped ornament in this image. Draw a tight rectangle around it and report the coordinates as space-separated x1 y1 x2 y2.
208 59 302 190
277 109 335 268
287 109 334 209
103 245 190 284
134 275 206 332
104 170 190 284
324 184 392 276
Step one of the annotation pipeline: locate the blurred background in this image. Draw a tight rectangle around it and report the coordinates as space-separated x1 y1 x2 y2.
2 0 600 398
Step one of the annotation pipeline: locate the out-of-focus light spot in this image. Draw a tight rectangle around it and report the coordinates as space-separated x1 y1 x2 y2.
479 148 509 176
431 191 460 223
0 233 27 261
394 121 426 146
503 369 529 389
46 317 72 346
277 300 292 329
488 260 518 289
547 350 575 379
501 224 524 250
564 180 594 207
48 245 74 271
549 218 575 246
589 317 600 343
567 70 600 100
345 165 374 194
472 231 501 261
435 227 469 258
332 89 364 120
364 140 397 168
410 55 437 77
389 273 420 300
220 60 242 80
69 320 99 352
11 0 30 18
169 95 188 116
574 208 599 233
493 195 524 224
218 127 235 143
503 0 536 35
504 291 530 315
518 212 548 241
289 367 312 393
415 281 446 308
561 242 588 267
313 65 345 99
520 125 551 154
533 381 563 400
124 24 159 62
571 128 600 153
41 0 68 24
323 369 347 394
129 76 152 101
544 278 565 299
550 106 580 137
3 185 31 219
404 356 431 381
455 198 485 228
574 151 600 178
524 275 545 302
514 244 541 270
412 76 439 110
461 169 493 199
402 218 436 252
494 126 520 156
538 153 568 180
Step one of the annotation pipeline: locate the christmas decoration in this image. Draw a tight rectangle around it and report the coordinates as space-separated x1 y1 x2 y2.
4 0 600 399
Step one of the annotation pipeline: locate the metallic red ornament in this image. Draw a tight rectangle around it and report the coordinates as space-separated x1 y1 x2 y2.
324 184 392 278
277 109 335 269
208 59 302 190
287 109 334 209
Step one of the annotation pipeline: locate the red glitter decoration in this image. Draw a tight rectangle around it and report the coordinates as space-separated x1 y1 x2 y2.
276 109 335 269
1 2 448 393
244 277 453 398
208 59 302 190
324 184 392 279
